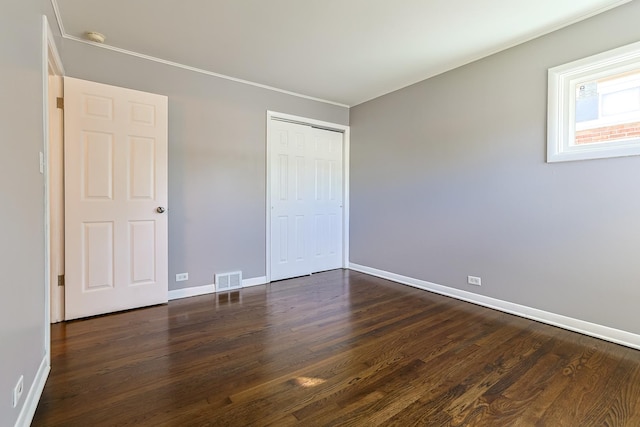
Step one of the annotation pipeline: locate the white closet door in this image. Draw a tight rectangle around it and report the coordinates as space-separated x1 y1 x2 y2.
309 127 343 273
64 77 168 320
270 120 343 281
270 122 312 281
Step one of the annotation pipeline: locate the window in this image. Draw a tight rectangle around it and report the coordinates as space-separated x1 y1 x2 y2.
547 40 640 162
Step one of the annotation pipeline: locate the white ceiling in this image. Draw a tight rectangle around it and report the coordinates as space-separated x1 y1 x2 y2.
53 0 630 107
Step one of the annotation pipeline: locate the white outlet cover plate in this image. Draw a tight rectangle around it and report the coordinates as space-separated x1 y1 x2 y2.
467 276 482 286
176 273 188 281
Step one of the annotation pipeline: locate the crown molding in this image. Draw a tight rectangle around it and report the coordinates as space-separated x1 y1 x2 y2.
49 0 349 108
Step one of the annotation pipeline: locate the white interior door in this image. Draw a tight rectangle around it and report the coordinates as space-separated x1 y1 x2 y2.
270 120 343 281
64 77 168 320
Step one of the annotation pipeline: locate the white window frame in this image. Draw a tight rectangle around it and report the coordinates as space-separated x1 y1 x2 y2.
547 40 640 163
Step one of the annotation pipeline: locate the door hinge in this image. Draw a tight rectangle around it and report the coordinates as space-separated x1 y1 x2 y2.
58 274 65 287
56 97 64 109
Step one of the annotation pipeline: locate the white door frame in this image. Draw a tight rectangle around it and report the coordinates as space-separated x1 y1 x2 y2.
47 42 65 324
265 110 350 282
42 11 64 389
44 15 65 329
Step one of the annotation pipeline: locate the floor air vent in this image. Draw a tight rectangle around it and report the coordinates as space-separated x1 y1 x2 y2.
215 271 242 292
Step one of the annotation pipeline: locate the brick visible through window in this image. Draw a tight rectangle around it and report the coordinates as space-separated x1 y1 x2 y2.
575 121 640 145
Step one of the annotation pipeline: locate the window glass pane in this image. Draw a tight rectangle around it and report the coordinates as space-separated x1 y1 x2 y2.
574 69 640 146
601 88 640 116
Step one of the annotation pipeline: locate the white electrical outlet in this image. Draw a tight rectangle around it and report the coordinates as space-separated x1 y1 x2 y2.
13 375 23 408
176 273 188 282
467 276 482 286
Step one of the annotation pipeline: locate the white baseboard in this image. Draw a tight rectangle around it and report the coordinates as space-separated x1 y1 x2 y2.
349 263 640 351
243 276 268 288
168 276 268 301
168 284 214 301
15 354 50 427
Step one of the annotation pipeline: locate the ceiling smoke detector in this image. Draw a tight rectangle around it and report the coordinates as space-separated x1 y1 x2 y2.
85 31 106 43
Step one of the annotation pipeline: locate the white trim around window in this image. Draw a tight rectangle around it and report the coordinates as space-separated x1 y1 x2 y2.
547 40 640 163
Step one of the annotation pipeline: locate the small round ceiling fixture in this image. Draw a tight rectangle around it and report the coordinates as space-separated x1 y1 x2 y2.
85 31 106 44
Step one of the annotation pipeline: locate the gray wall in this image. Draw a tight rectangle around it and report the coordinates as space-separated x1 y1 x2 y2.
0 1 57 425
350 0 640 336
60 41 348 290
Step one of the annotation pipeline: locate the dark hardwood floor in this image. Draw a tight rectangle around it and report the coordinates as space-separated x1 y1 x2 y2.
33 270 640 426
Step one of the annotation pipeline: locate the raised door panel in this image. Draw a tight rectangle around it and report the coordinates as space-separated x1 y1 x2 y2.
129 102 156 126
83 95 113 120
82 222 114 290
82 132 114 200
277 215 289 264
129 220 156 284
129 136 156 200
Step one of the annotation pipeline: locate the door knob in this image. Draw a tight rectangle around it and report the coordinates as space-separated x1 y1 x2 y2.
157 207 166 213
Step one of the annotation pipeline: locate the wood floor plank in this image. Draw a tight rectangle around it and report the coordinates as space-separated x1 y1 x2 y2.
578 355 640 426
32 270 640 426
537 347 626 424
